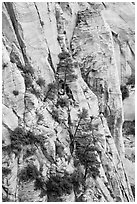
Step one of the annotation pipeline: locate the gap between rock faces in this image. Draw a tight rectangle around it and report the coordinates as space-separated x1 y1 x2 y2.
2 2 135 202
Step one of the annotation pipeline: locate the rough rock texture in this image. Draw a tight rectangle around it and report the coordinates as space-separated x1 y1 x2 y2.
2 2 135 202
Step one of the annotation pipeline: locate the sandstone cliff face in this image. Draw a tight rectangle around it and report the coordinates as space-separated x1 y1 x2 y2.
2 2 135 202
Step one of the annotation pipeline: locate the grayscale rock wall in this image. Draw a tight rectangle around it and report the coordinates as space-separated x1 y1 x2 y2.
2 2 135 202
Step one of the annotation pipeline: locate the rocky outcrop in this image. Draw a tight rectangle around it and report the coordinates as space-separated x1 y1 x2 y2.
102 2 135 84
2 2 135 202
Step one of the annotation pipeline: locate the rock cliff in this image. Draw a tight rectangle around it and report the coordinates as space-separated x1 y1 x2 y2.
2 2 135 202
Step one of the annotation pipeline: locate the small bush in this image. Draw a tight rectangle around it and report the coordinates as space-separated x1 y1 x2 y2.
77 108 88 120
18 164 39 182
30 88 41 98
24 75 33 88
76 141 100 179
58 51 70 60
10 127 26 152
131 185 135 198
2 167 11 176
46 174 73 197
51 109 60 123
36 78 45 87
37 113 44 123
123 120 135 136
44 82 57 101
25 64 35 75
34 177 47 197
23 148 35 160
10 128 40 152
2 197 11 202
71 170 84 189
40 20 44 27
2 145 12 155
57 98 69 108
126 75 135 86
13 90 19 96
120 85 129 100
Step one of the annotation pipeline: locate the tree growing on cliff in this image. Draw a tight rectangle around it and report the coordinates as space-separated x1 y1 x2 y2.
44 82 57 102
76 140 100 179
70 109 101 179
57 51 77 94
46 173 73 197
67 108 88 155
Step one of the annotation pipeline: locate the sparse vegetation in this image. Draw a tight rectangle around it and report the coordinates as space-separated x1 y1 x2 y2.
23 148 35 160
120 85 129 100
18 164 39 182
51 109 60 123
71 169 84 189
123 120 135 136
57 51 77 93
25 64 35 75
67 107 101 179
76 142 100 179
37 113 44 123
107 114 115 135
13 90 19 96
56 97 69 108
44 82 57 102
36 77 45 87
10 127 46 155
10 127 27 153
2 167 11 176
126 75 135 86
40 20 44 27
46 174 73 197
24 74 33 88
30 88 41 98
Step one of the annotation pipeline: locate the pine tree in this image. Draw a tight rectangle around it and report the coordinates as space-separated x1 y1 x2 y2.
57 51 77 94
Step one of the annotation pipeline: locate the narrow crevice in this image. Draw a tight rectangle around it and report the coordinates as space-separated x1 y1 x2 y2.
126 41 135 57
4 3 28 64
34 3 44 27
34 2 55 74
102 2 107 8
47 48 56 73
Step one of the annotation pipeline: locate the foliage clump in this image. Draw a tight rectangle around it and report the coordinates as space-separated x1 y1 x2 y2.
123 120 135 136
36 113 44 123
51 109 60 123
36 77 45 87
18 164 47 195
76 142 100 179
2 167 11 176
13 90 19 96
24 73 33 89
57 51 77 89
120 85 129 100
18 164 39 182
126 75 135 86
30 88 41 98
46 174 73 197
44 82 57 102
71 108 100 179
24 63 35 75
10 127 46 154
56 97 69 108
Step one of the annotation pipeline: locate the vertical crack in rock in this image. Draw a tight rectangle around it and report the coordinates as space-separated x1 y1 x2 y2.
4 2 28 64
2 2 135 202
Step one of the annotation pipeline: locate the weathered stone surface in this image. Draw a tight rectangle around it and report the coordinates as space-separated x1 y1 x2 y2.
2 105 18 131
102 2 135 84
2 43 25 118
2 2 134 202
